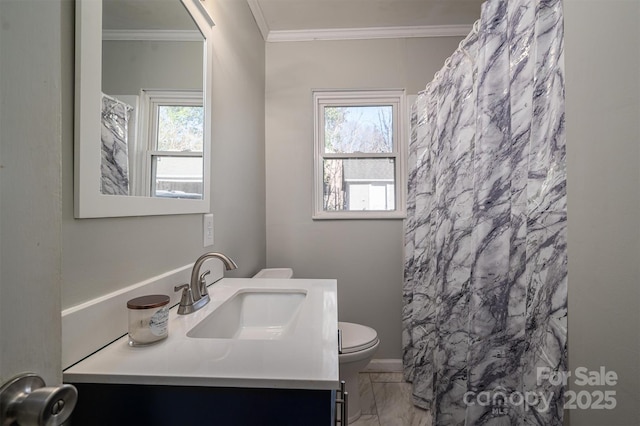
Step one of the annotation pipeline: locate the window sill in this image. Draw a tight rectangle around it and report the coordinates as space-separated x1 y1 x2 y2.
312 210 407 220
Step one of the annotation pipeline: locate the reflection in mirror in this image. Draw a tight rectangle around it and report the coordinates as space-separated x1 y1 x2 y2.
101 0 204 199
74 0 213 217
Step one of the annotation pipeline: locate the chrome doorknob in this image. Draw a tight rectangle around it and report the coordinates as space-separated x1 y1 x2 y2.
0 372 77 426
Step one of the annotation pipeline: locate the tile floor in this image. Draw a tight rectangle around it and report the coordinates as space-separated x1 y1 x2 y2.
348 372 432 426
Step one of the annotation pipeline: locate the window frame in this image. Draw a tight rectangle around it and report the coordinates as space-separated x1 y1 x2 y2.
136 89 204 198
312 89 407 220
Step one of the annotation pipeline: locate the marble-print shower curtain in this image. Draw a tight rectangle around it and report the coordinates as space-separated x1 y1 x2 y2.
403 0 567 425
101 94 132 195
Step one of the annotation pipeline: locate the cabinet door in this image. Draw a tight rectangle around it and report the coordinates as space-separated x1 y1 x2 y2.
70 383 335 425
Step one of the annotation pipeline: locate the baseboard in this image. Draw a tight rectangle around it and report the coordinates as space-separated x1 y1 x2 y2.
364 358 403 373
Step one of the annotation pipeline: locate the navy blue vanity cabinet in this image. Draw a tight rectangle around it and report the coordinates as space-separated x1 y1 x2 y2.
68 382 336 425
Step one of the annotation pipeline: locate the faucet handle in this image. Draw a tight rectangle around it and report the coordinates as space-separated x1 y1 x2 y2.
174 283 195 315
174 283 190 293
198 270 211 297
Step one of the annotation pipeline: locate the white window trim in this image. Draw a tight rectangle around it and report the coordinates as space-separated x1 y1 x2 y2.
136 89 203 197
312 89 407 220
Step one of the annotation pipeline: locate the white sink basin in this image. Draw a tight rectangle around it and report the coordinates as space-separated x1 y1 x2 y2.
187 288 307 340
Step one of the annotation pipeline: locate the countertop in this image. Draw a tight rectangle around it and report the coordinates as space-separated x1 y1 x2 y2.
63 278 339 391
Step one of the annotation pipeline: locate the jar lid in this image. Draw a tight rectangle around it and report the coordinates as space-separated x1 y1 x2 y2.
127 294 170 309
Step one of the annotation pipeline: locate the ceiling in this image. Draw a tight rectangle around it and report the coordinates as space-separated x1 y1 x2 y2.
103 0 198 31
102 0 485 42
247 0 485 41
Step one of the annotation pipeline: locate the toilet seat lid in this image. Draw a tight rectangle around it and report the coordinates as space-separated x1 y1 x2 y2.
338 322 378 354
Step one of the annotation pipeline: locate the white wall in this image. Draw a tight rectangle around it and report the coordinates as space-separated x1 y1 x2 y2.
265 37 463 358
1 0 265 385
0 0 63 385
102 40 203 94
564 1 640 424
62 0 266 309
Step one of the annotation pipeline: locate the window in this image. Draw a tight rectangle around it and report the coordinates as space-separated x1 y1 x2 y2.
313 90 406 219
137 90 204 199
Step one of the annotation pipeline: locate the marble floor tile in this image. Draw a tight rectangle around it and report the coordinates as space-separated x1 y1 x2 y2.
358 373 378 415
350 414 382 426
372 381 432 426
340 373 432 426
370 372 404 383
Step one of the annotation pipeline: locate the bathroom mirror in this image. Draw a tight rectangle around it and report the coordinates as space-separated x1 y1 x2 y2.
74 0 214 218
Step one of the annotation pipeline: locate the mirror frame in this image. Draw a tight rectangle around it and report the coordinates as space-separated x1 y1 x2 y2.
74 0 214 218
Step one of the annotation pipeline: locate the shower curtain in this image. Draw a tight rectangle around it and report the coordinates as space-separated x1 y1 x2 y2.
403 0 567 425
101 93 133 195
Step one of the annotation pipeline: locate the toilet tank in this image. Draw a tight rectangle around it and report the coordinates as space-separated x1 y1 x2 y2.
252 268 294 279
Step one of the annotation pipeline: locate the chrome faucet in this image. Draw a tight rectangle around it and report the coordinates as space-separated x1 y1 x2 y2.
174 252 238 315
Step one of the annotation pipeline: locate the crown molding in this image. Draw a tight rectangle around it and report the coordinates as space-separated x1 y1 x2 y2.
193 0 215 28
266 25 473 42
245 0 471 42
246 0 270 41
102 29 203 42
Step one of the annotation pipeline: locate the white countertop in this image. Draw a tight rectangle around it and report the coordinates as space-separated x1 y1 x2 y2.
64 278 339 391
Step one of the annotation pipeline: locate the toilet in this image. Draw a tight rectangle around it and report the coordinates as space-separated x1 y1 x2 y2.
338 321 379 424
253 268 380 424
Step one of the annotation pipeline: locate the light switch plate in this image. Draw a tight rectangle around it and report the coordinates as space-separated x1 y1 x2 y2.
203 213 214 247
